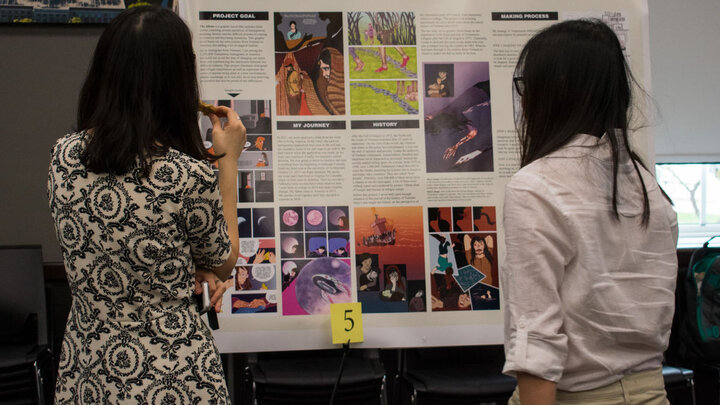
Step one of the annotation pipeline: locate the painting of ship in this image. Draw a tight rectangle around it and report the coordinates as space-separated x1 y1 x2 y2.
360 209 396 247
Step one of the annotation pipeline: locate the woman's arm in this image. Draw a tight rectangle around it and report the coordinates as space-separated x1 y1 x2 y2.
517 372 556 405
207 106 246 280
502 173 574 389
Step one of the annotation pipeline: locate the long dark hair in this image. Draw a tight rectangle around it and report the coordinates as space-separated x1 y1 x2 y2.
384 265 405 291
78 6 216 175
514 19 650 226
470 236 493 265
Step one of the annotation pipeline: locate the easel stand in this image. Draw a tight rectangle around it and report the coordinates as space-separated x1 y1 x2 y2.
329 340 351 405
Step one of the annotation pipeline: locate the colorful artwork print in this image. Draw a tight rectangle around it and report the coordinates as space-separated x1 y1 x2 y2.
350 80 419 115
230 214 278 314
238 238 276 266
280 206 351 315
346 12 418 116
274 12 345 116
234 264 276 291
347 12 416 46
348 47 417 80
0 0 175 24
472 206 496 232
428 207 499 312
424 62 493 173
231 293 277 314
354 206 425 313
281 258 352 315
424 64 454 98
328 207 350 231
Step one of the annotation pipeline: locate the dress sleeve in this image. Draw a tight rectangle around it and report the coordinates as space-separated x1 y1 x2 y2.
501 172 576 383
182 162 232 270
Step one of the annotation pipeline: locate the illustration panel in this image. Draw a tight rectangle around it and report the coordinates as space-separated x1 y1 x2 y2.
354 206 425 313
0 0 174 24
347 12 417 46
280 206 352 315
227 226 279 314
274 12 345 116
348 47 417 79
350 80 418 115
424 62 493 172
427 207 499 312
231 293 278 314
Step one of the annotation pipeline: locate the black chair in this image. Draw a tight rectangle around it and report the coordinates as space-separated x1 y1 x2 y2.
690 363 720 405
244 348 387 405
400 345 516 405
0 245 53 404
663 365 696 405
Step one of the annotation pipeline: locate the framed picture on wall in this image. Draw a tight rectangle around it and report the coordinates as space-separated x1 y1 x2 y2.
0 1 175 24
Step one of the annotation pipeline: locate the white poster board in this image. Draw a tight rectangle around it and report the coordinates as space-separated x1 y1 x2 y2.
180 0 652 353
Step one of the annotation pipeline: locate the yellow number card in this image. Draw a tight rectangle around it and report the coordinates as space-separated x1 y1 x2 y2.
330 302 364 344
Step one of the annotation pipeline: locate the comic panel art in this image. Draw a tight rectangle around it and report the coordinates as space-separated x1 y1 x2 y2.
424 62 493 173
427 207 499 312
227 215 279 314
274 12 345 116
347 12 417 46
202 99 274 202
280 206 352 315
231 292 278 314
348 47 417 80
346 12 418 116
238 170 274 203
472 206 497 232
350 80 419 115
237 208 270 239
354 206 425 313
1 0 174 24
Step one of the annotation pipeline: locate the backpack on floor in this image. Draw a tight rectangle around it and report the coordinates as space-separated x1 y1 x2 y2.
676 235 720 365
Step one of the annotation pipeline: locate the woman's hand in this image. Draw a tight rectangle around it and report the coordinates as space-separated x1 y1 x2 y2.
194 269 228 312
208 106 247 161
207 106 244 280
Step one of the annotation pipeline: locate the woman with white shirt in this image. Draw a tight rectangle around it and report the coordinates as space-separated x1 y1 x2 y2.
502 19 678 405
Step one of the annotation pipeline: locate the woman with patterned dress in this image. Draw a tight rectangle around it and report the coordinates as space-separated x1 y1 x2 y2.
47 7 246 404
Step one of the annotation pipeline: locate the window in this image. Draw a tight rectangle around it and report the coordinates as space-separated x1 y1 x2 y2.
656 163 720 248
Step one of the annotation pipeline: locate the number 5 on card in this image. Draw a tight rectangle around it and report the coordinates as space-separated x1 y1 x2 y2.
330 302 363 344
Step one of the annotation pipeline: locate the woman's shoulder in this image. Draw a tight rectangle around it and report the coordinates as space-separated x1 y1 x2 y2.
505 159 554 190
151 148 217 192
506 135 600 190
50 131 88 165
153 148 214 174
52 131 86 151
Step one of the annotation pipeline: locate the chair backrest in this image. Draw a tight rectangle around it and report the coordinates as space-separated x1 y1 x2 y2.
405 345 506 369
0 245 47 346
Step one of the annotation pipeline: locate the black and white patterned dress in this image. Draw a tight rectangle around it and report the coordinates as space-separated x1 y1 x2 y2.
48 132 232 404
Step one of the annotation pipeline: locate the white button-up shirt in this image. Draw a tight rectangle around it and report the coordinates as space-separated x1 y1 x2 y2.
502 133 678 392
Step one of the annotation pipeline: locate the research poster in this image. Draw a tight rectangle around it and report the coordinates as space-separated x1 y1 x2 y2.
180 0 652 353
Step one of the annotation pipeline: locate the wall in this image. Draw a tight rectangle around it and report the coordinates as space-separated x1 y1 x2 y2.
0 25 103 262
648 0 720 162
